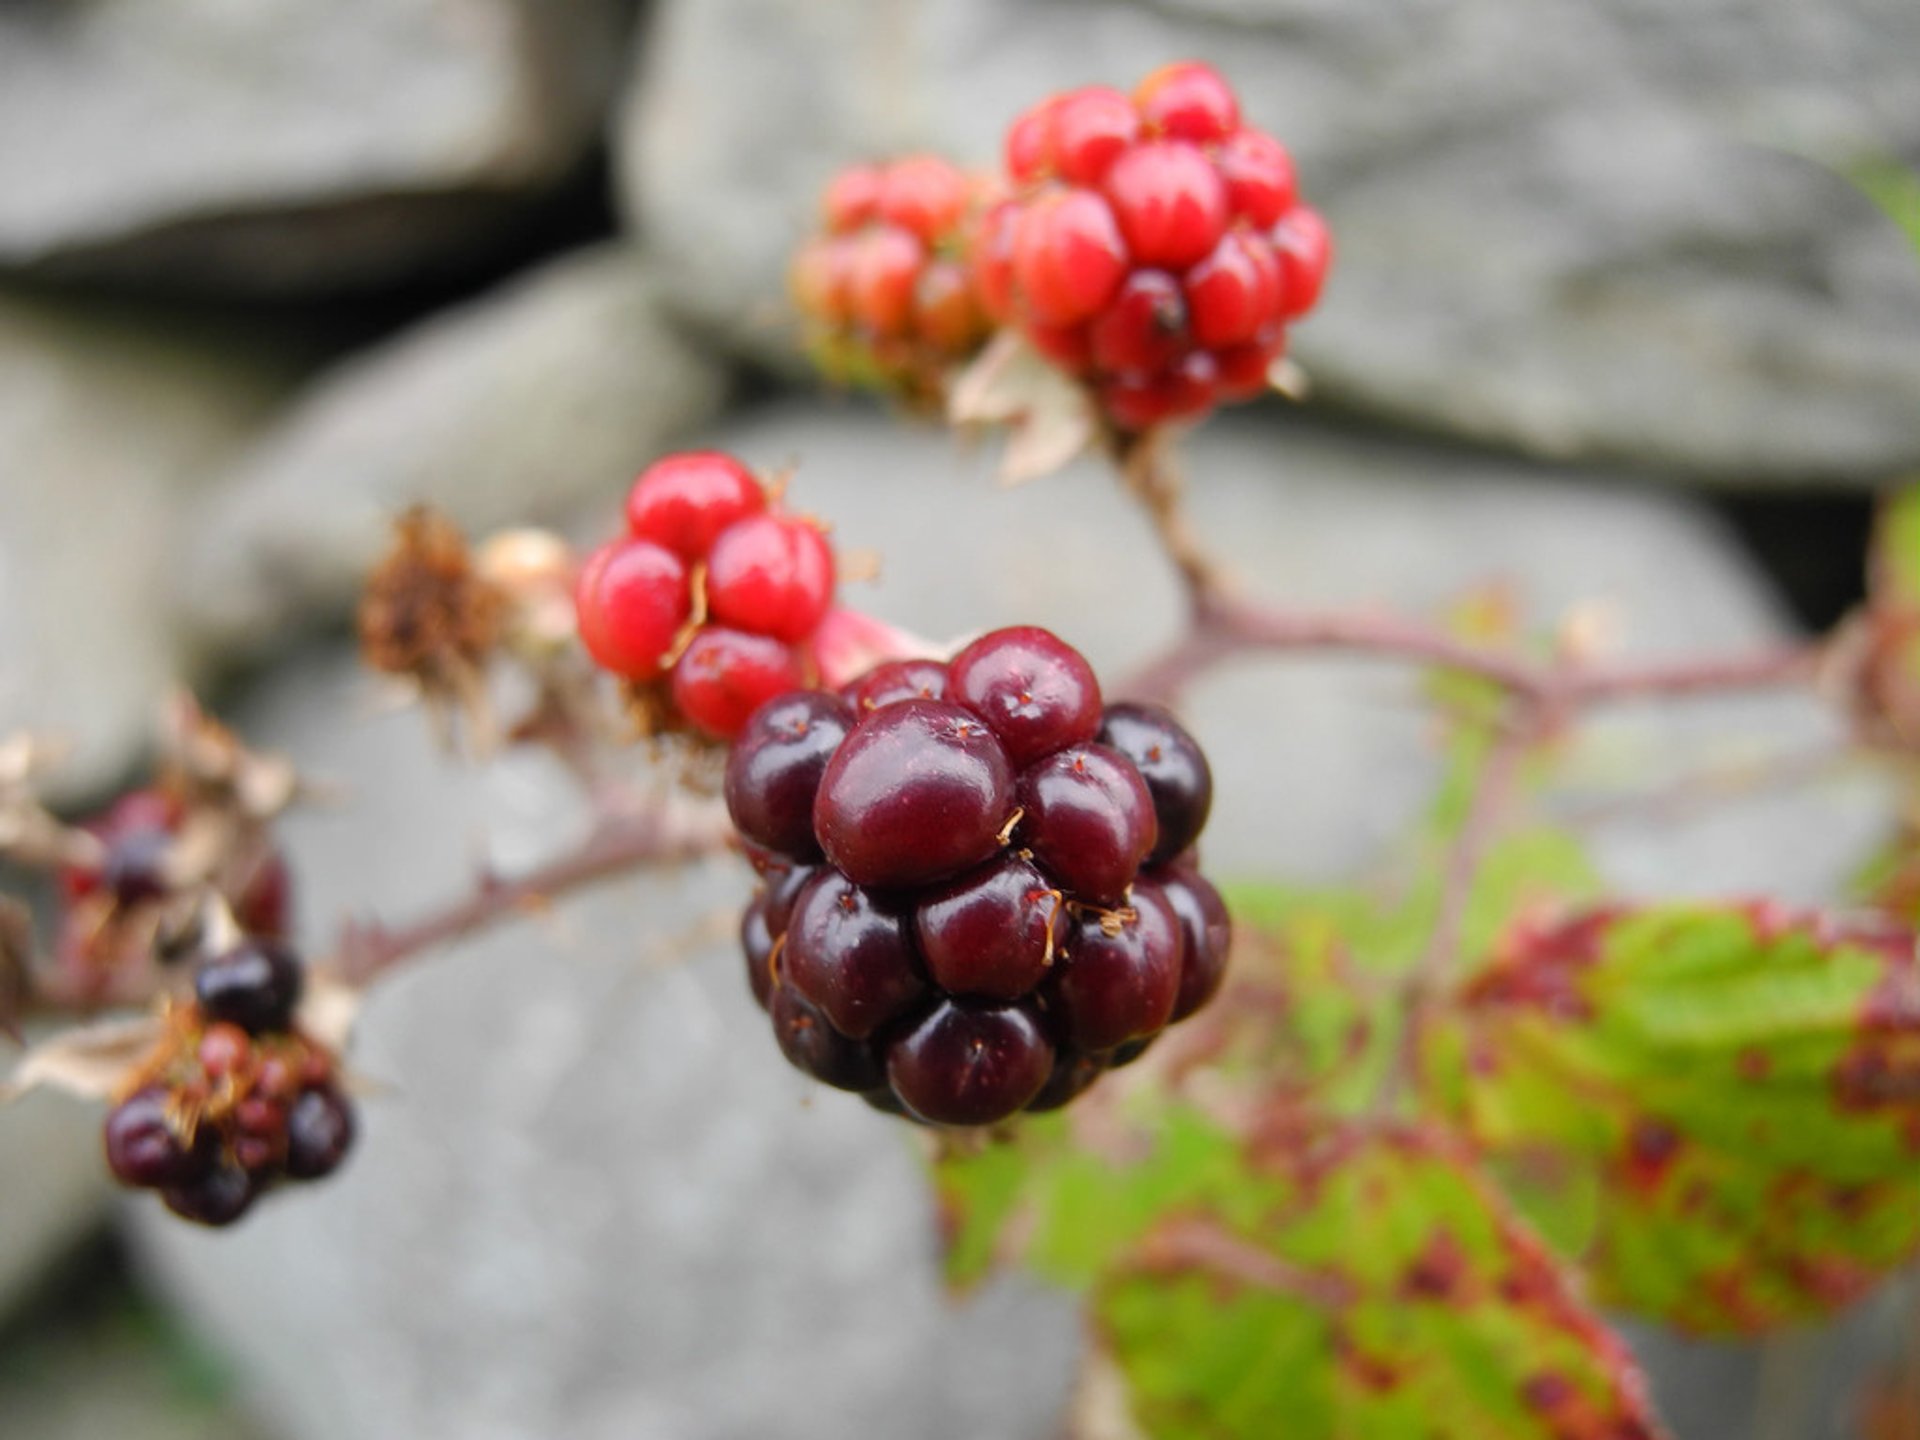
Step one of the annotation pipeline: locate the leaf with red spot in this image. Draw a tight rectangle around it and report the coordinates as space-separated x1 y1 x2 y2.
1433 902 1920 1331
1097 1127 1668 1439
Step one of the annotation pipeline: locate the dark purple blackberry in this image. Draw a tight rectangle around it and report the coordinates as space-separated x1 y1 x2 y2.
782 871 927 1039
725 692 856 861
1040 882 1181 1052
161 1161 260 1227
813 699 1014 889
285 1085 356 1181
886 999 1053 1125
770 984 886 1092
1157 867 1232 1021
1096 702 1213 866
194 939 304 1035
1017 743 1157 906
843 658 950 715
1024 1050 1108 1112
914 854 1062 1000
947 626 1102 767
104 1086 211 1188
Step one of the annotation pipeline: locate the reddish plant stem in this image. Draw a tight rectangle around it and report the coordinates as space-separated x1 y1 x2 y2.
1133 1215 1355 1310
327 798 733 987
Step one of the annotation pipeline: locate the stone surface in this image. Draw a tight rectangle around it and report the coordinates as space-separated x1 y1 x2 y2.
128 401 1893 1440
0 0 635 295
618 0 1920 484
0 290 300 801
0 1081 116 1322
178 245 729 661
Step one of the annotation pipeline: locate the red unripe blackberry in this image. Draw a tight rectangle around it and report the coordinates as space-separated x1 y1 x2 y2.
1134 61 1241 142
574 537 692 681
1012 188 1129 327
887 999 1053 1125
793 154 996 401
729 628 1231 1124
705 513 835 644
624 452 766 562
671 627 806 741
1102 141 1229 271
980 61 1328 433
813 699 1015 890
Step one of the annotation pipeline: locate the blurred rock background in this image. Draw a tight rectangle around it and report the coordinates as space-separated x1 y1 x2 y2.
0 2 1916 1437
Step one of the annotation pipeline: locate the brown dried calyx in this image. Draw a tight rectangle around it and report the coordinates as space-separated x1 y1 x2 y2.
359 507 506 685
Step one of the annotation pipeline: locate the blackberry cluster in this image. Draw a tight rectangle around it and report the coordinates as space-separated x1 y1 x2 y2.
575 452 837 740
972 60 1331 433
790 155 996 404
102 939 354 1226
725 626 1230 1126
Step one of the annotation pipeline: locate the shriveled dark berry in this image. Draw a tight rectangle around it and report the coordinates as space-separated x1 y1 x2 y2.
1157 867 1232 1021
843 658 949 715
814 699 1014 890
1017 743 1157 905
195 939 304 1035
161 1161 260 1227
914 854 1062 1000
104 1086 210 1189
886 999 1053 1125
947 626 1103 767
1040 883 1181 1052
1097 702 1213 865
725 691 856 861
770 984 886 1092
285 1085 356 1181
782 871 927 1039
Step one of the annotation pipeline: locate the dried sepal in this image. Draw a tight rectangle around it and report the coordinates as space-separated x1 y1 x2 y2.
949 332 1100 485
157 692 302 823
0 1013 168 1104
0 898 33 1042
0 733 98 870
359 507 508 749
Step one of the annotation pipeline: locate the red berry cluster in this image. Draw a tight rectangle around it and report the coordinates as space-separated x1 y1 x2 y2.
724 626 1230 1125
972 61 1330 432
790 155 996 403
103 939 354 1226
575 452 837 740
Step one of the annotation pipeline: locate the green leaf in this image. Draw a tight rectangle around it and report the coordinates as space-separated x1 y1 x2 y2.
1436 903 1920 1331
1847 157 1920 263
1098 1128 1668 1440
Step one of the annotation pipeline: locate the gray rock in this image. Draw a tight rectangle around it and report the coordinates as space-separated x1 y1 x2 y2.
128 402 1892 1440
178 245 730 661
617 0 1920 484
0 1081 115 1322
0 290 298 801
0 0 635 295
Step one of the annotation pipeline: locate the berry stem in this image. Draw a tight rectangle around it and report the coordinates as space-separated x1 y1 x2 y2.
1118 593 1825 713
327 796 733 986
1115 434 1231 613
